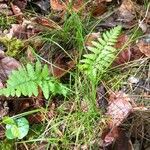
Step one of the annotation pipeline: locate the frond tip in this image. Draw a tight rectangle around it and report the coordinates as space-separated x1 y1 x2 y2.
0 62 68 99
79 26 122 82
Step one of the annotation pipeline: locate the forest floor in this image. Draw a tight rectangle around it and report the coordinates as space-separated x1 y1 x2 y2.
0 0 150 149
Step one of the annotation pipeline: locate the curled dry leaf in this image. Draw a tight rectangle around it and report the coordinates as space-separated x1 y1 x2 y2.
50 0 66 11
137 35 150 57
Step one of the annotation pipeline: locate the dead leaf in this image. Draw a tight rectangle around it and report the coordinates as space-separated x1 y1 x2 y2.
91 2 107 17
12 0 27 11
52 53 75 78
85 32 100 46
50 0 84 12
137 35 150 57
32 17 61 30
104 127 133 150
7 20 39 39
114 34 131 65
0 56 21 82
118 0 135 22
107 91 133 127
50 0 66 11
10 3 23 23
102 91 133 146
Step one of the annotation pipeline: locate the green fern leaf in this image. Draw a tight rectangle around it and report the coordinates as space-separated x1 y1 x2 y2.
80 26 122 82
0 62 68 99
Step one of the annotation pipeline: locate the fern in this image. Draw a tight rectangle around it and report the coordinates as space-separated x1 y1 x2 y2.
80 26 122 82
0 62 68 99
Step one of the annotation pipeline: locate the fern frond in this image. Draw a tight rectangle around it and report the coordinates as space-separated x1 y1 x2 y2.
80 26 122 82
0 62 68 99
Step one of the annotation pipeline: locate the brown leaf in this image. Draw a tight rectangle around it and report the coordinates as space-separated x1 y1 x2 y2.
137 35 150 57
107 91 133 128
104 127 133 150
10 3 23 23
85 32 100 46
52 53 75 78
7 20 39 39
50 0 84 12
114 34 131 65
118 0 135 22
102 91 133 146
50 0 66 11
32 17 61 30
91 2 107 17
12 0 27 11
0 56 21 82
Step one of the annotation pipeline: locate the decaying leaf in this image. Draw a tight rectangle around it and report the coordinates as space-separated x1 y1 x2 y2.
0 56 21 82
137 35 150 57
118 0 135 22
50 0 84 12
114 34 131 65
107 91 133 127
103 91 133 146
10 3 23 23
32 17 61 30
52 53 75 78
12 0 27 11
85 32 100 46
50 0 66 11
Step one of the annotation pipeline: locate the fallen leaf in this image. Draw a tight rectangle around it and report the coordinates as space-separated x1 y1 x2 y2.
91 2 107 17
52 53 75 78
50 0 66 11
85 32 100 46
118 0 135 22
0 56 21 82
104 127 133 150
10 3 23 23
107 91 133 127
114 34 131 65
32 17 61 30
12 0 27 11
102 91 133 146
50 0 84 12
137 35 150 57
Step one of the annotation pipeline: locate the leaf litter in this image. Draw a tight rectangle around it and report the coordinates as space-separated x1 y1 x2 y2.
0 0 150 149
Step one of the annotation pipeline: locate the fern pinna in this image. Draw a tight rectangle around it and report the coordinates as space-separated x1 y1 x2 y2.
80 26 122 82
0 62 68 99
